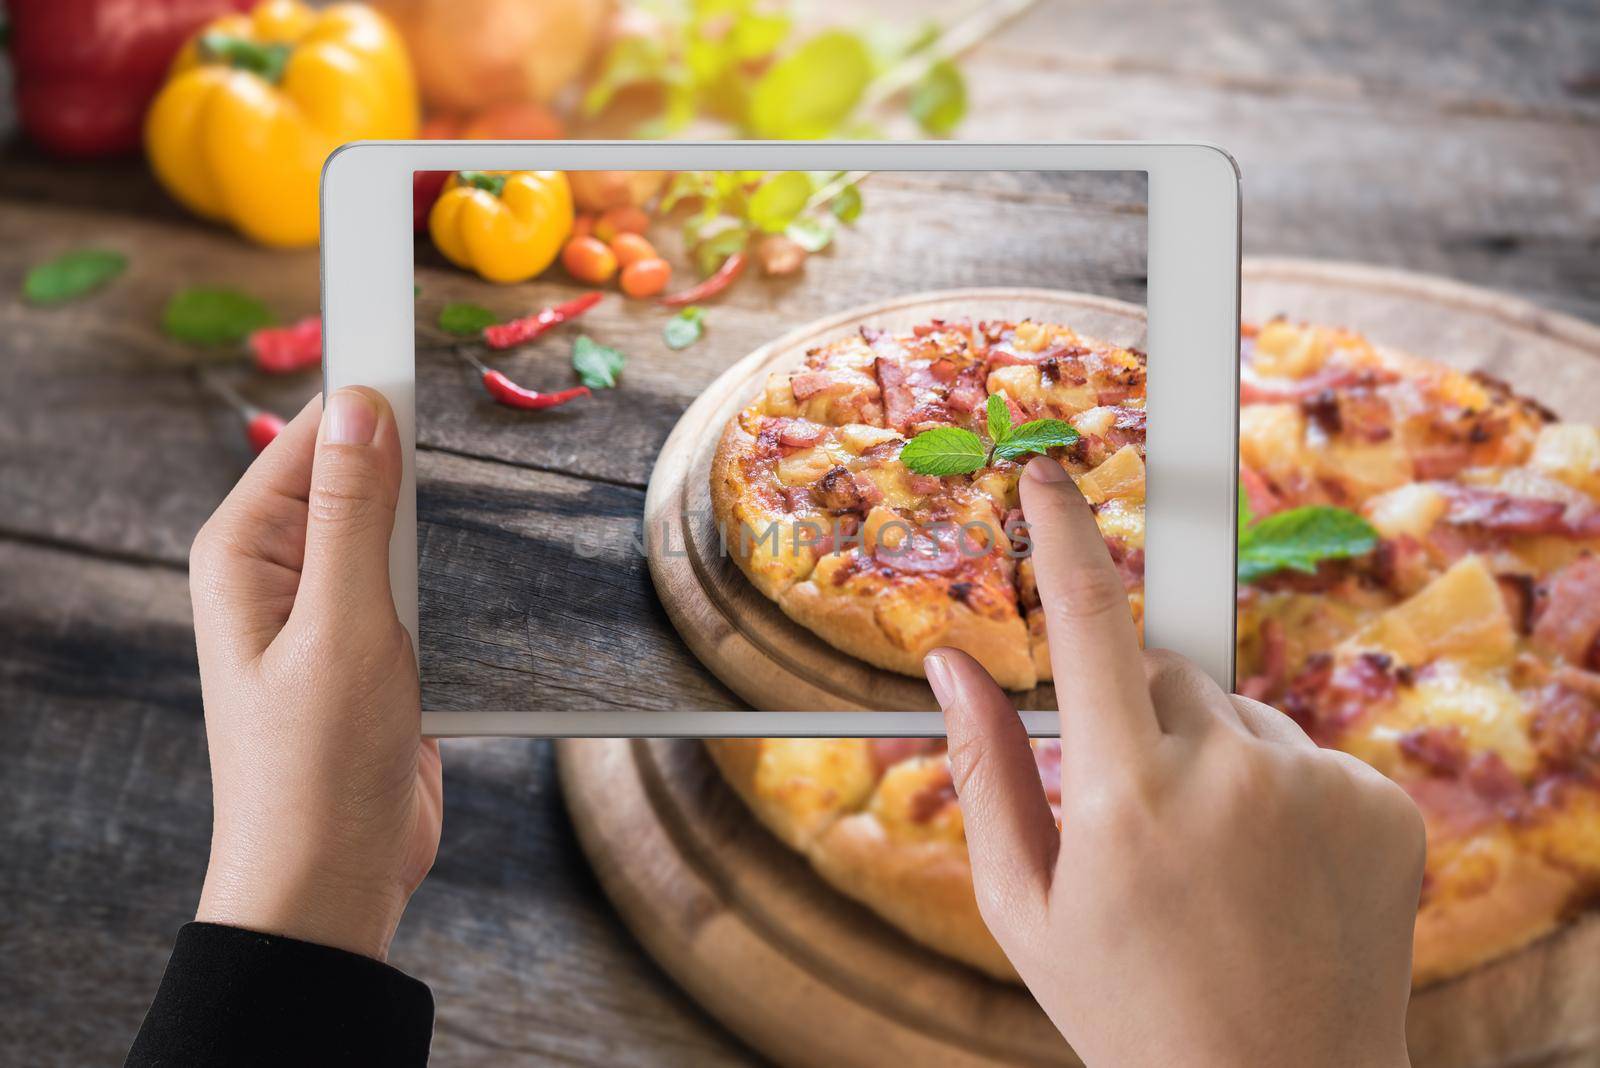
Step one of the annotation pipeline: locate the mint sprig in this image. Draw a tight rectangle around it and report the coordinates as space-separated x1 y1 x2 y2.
1237 488 1378 584
899 393 1080 476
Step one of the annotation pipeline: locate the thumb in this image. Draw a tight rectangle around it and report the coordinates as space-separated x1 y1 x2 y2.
294 386 403 629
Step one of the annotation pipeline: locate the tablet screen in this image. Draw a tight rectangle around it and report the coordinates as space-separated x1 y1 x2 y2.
412 169 1147 714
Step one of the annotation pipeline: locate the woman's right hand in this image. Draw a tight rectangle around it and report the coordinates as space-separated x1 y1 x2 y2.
924 457 1424 1067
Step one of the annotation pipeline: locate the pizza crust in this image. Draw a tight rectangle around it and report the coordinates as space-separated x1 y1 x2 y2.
777 577 1036 691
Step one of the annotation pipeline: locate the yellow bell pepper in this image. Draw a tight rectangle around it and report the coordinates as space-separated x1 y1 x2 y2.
429 171 574 284
146 0 417 248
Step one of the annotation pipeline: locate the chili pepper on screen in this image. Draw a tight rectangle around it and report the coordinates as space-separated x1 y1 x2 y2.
8 0 250 158
458 351 589 411
660 251 747 307
483 292 602 350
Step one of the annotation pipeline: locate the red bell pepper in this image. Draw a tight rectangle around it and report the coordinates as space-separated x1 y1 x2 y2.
9 0 250 158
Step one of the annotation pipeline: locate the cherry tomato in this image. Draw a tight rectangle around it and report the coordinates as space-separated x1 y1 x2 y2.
594 205 650 242
620 257 672 298
561 236 618 284
609 232 657 268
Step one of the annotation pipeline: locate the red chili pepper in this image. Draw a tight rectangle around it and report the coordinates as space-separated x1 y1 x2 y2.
459 351 589 411
483 292 603 350
248 315 322 374
660 251 747 307
195 369 284 454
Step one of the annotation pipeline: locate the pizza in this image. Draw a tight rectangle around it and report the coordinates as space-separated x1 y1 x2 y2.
710 318 1147 691
707 317 1600 986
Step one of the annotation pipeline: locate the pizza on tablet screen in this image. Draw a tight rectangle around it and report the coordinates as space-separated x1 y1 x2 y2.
317 144 1242 733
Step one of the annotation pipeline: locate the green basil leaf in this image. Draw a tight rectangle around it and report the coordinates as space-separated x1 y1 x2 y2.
992 419 1079 462
899 426 986 476
162 286 275 345
747 30 873 138
23 249 127 305
694 223 751 278
986 393 1013 444
1237 506 1378 584
909 59 968 137
572 335 627 389
438 302 497 336
785 216 834 252
664 306 706 350
747 171 813 232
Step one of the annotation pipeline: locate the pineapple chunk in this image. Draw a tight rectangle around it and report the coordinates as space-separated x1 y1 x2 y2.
763 372 801 417
1252 321 1329 378
1353 555 1514 667
838 423 902 454
1364 483 1448 539
777 447 835 486
862 505 906 551
1077 444 1145 504
1531 424 1600 496
1239 404 1307 484
1317 437 1413 500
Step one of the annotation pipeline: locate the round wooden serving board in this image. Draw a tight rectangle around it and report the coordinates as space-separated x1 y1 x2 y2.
563 261 1600 1068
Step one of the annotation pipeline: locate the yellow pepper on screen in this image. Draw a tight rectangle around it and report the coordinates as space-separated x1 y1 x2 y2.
429 171 574 284
145 0 417 248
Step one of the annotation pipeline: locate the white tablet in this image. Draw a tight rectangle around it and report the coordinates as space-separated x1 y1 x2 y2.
321 142 1240 736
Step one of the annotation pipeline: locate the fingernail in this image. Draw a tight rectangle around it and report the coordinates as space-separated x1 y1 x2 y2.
1024 456 1069 483
925 652 956 707
324 389 377 445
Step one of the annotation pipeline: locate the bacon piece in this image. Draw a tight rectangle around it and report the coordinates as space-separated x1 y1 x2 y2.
789 372 835 400
875 356 915 432
1097 385 1140 406
908 765 958 822
1402 778 1498 838
1410 444 1475 480
775 419 825 448
1532 556 1600 666
1497 573 1537 635
908 474 944 496
1239 365 1399 405
946 365 987 413
928 357 960 383
814 466 882 513
1439 485 1568 534
1531 682 1600 770
1398 726 1468 776
1239 465 1284 518
874 527 976 575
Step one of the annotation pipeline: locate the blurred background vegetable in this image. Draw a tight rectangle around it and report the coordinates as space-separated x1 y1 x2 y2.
373 0 613 113
8 0 250 158
145 0 418 247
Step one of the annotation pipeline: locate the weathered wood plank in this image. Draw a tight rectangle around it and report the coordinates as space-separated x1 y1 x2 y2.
418 449 741 712
0 539 756 1066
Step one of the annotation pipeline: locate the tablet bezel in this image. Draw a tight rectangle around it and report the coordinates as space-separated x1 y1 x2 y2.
320 141 1241 736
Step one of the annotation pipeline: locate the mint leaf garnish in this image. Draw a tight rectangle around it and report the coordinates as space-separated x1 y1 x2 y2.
162 286 275 344
986 393 1012 444
663 306 705 350
24 249 126 305
572 335 626 389
438 302 497 336
899 426 986 476
1237 504 1378 584
992 419 1079 462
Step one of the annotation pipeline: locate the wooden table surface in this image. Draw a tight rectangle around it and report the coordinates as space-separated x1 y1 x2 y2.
2 2 1597 1064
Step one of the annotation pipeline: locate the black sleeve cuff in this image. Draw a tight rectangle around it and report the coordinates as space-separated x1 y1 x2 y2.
126 922 433 1067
